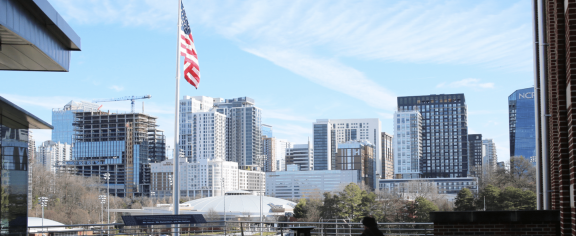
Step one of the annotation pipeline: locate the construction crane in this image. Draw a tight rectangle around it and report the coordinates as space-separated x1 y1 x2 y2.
93 95 151 113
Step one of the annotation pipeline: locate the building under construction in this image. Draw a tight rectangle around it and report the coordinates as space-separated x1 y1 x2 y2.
62 111 165 197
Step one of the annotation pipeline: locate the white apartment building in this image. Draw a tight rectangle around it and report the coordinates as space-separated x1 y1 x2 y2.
151 158 264 198
214 97 263 168
482 139 498 175
393 110 423 179
265 168 360 200
179 96 226 162
312 119 382 188
36 140 71 174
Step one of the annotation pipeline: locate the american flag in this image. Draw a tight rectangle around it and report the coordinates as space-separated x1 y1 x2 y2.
180 2 200 88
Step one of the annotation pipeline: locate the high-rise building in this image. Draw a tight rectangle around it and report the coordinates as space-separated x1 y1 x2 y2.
397 94 469 178
482 139 497 176
36 140 72 173
335 140 375 188
261 124 273 138
285 140 313 171
262 137 291 172
214 97 263 168
508 88 536 165
64 111 166 197
178 96 222 162
393 110 423 179
467 134 483 177
381 132 394 179
52 100 100 144
312 118 382 183
262 137 276 172
275 139 291 171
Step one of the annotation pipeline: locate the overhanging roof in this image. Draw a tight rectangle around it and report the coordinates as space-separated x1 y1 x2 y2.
0 0 81 71
11 0 81 50
0 96 52 129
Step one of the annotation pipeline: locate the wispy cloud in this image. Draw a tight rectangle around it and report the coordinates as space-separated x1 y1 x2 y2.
246 47 397 110
109 85 124 92
51 0 174 29
436 78 495 89
51 0 531 110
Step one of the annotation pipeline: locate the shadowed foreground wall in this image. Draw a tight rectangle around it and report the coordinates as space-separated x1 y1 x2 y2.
431 211 560 235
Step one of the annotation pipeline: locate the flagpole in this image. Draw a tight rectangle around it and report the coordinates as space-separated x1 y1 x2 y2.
173 0 182 236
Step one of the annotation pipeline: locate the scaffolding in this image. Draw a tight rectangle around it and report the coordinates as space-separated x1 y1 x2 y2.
58 111 165 198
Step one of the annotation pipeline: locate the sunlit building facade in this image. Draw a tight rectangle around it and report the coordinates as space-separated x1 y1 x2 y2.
381 132 394 179
393 110 422 179
508 87 536 165
312 118 382 189
397 94 469 178
467 134 483 177
52 100 99 145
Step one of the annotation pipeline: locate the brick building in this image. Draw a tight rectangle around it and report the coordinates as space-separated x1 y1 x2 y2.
533 0 576 234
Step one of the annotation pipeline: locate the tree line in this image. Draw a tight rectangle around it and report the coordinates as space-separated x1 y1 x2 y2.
27 163 190 225
294 183 444 223
454 156 536 211
294 156 537 222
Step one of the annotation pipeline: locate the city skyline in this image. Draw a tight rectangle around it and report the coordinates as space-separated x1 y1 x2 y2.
0 0 533 164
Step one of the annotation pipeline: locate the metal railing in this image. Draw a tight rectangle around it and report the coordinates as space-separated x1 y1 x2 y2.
26 220 433 236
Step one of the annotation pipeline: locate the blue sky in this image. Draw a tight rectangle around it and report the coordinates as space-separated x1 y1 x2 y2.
1 0 533 162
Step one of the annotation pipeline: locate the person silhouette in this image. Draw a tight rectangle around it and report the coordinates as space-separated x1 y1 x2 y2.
361 216 383 236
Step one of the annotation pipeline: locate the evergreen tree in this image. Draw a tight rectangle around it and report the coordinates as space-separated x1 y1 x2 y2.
412 197 439 222
454 188 475 211
475 184 499 211
498 186 536 210
320 192 340 219
294 198 308 219
338 183 364 220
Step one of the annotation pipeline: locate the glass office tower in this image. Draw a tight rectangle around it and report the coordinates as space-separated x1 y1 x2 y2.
508 87 536 165
262 124 273 138
397 94 468 178
52 100 99 144
1 97 52 235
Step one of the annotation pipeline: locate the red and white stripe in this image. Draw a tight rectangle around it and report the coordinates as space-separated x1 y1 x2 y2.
180 31 200 88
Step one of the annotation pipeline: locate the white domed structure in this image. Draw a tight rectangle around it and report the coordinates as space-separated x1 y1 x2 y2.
28 217 84 234
183 190 296 219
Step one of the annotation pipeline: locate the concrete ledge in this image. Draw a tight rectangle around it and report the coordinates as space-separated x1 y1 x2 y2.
430 210 560 223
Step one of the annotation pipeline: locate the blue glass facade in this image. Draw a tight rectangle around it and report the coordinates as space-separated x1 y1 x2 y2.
52 110 75 144
313 124 329 170
262 124 273 138
0 125 30 235
508 87 536 165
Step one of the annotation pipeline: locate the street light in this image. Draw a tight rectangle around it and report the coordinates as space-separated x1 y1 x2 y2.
39 197 48 236
103 172 111 228
99 195 106 224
